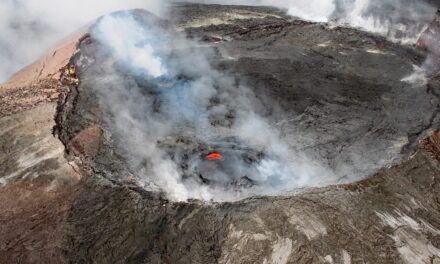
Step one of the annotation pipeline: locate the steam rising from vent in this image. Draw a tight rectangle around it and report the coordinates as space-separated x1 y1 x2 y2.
0 0 438 83
402 10 440 84
180 0 437 42
0 0 165 82
96 15 167 77
334 0 435 43
1 1 438 200
287 0 336 22
87 12 332 201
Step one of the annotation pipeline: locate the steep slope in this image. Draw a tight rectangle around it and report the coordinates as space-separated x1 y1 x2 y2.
0 36 83 263
1 4 440 264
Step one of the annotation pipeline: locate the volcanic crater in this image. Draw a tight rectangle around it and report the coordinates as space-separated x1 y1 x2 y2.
1 3 440 263
54 6 440 201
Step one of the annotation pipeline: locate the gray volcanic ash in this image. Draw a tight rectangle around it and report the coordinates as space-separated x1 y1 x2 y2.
77 11 330 201
2 3 440 264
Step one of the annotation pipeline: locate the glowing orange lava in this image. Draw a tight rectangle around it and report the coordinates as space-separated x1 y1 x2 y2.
206 152 223 161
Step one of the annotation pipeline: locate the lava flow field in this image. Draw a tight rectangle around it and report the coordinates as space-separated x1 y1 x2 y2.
1 3 440 264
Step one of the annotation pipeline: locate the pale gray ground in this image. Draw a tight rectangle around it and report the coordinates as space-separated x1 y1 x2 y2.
1 4 440 264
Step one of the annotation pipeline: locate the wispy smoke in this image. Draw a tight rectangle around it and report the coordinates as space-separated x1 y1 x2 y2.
402 9 440 85
335 0 436 43
87 11 331 201
1 0 437 83
184 0 335 22
0 0 166 82
2 1 438 200
179 0 437 42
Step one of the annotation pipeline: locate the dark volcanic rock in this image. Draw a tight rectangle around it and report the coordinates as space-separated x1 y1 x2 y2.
1 4 440 264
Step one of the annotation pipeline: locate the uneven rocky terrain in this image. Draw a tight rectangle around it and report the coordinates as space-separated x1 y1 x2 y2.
1 4 440 263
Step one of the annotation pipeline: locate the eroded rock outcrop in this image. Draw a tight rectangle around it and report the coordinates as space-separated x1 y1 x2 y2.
1 4 440 264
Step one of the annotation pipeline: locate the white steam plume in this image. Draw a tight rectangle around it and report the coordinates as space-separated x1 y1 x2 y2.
1 0 437 83
175 0 336 22
337 0 436 44
0 0 166 83
177 0 437 41
87 11 332 201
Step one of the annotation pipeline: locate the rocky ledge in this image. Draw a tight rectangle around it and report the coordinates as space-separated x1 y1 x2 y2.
1 4 440 264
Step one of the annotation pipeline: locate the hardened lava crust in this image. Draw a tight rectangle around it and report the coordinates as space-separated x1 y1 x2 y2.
1 4 440 263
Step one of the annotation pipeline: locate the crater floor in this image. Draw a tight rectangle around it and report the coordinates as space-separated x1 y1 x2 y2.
1 4 440 263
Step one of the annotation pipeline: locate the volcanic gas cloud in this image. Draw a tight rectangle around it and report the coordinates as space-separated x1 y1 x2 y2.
83 11 331 201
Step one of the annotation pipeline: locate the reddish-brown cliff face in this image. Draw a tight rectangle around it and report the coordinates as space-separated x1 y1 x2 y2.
1 4 440 264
